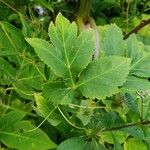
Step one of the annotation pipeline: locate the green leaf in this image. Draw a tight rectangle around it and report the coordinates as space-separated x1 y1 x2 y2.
126 35 150 78
77 56 130 99
123 93 140 115
102 24 126 56
0 57 16 85
11 63 44 100
101 131 127 144
112 134 123 150
124 138 147 150
57 137 85 150
43 81 74 105
27 13 95 85
141 97 150 120
143 127 150 149
0 111 25 130
35 94 63 126
0 21 29 69
123 76 150 91
19 13 33 37
0 121 57 150
122 126 144 140
0 21 27 54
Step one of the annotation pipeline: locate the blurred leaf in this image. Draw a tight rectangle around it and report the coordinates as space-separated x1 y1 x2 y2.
102 24 126 56
122 126 144 140
57 137 85 150
123 93 140 115
112 134 123 150
124 138 147 150
123 76 150 91
126 35 150 78
101 131 128 144
34 0 54 12
0 111 56 150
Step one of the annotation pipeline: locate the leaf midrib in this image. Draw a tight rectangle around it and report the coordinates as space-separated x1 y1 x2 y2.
60 23 75 87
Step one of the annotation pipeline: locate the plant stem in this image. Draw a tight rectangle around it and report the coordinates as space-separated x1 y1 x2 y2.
77 0 91 23
58 107 85 130
103 120 150 131
123 18 150 39
25 106 57 133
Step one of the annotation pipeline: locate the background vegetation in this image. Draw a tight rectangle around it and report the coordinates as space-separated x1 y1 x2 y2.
0 0 150 150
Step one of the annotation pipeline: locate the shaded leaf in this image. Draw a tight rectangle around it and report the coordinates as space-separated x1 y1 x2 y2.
57 137 85 150
123 76 150 91
0 121 56 150
122 126 144 140
0 111 25 131
12 63 44 100
0 57 16 85
112 134 123 150
123 93 140 115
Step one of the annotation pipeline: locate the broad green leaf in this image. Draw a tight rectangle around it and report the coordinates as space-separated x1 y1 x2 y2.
43 81 74 105
0 121 56 150
35 94 63 126
57 137 85 150
27 13 95 84
124 138 147 150
126 35 150 78
77 56 130 99
102 24 126 56
123 76 150 91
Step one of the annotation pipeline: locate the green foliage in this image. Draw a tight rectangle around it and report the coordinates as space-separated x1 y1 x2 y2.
0 10 150 150
57 137 85 150
102 24 126 56
0 111 56 150
27 13 95 84
124 138 147 150
77 56 130 99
